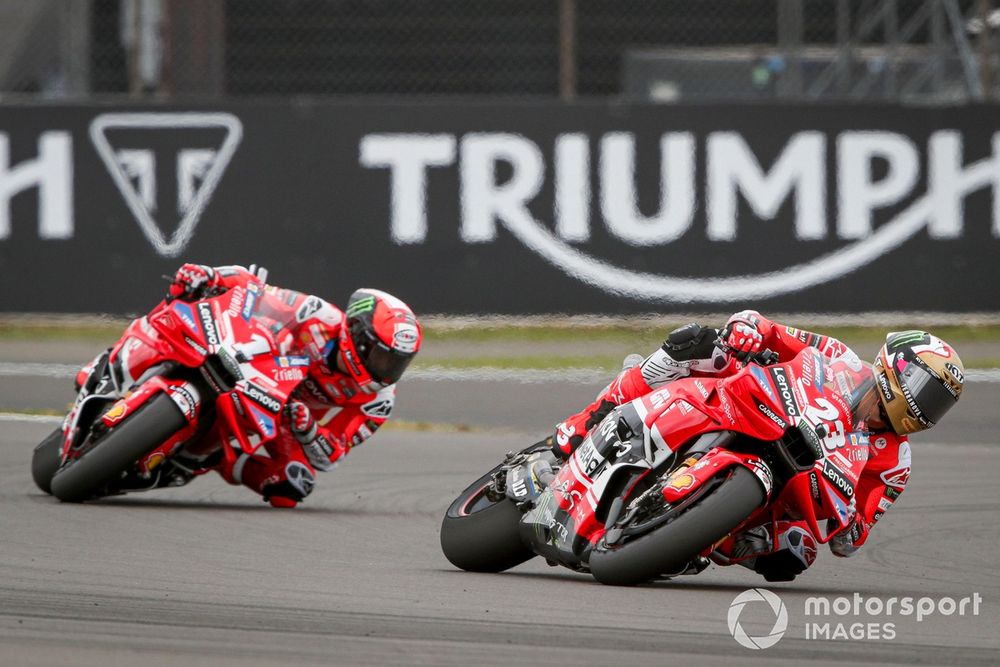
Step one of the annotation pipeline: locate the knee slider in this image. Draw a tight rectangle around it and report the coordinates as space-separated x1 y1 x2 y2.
263 461 316 503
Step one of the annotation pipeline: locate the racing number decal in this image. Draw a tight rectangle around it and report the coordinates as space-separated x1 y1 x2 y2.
802 396 846 451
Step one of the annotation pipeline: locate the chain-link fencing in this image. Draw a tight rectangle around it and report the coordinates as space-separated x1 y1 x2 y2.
0 0 997 102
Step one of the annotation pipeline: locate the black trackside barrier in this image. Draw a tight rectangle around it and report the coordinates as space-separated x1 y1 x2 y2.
0 102 997 314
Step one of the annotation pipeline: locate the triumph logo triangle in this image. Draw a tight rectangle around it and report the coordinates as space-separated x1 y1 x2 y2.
89 112 243 257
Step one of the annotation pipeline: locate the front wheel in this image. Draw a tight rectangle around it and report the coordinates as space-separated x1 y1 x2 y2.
440 443 548 573
589 466 765 586
50 393 187 503
31 428 64 495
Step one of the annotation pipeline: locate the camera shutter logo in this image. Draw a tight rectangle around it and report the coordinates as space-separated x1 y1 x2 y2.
728 588 788 649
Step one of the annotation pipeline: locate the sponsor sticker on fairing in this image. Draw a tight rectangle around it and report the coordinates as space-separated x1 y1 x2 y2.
248 405 275 438
808 471 821 501
275 355 311 368
184 336 208 356
769 367 800 417
748 459 774 495
172 301 199 333
750 365 775 401
756 401 788 430
242 282 260 320
167 383 200 419
823 459 855 497
693 379 711 399
245 383 282 413
196 302 220 346
227 287 246 318
273 368 305 383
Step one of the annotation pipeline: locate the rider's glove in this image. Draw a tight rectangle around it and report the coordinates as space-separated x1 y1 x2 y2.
169 263 217 300
723 310 772 362
286 401 335 472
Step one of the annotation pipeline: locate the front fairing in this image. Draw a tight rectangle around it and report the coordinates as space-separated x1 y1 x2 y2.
774 348 878 539
519 407 651 569
141 285 307 454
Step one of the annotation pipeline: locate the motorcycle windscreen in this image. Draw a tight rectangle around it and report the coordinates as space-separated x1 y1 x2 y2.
816 357 880 429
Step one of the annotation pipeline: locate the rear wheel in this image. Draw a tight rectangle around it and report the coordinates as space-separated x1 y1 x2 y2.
50 393 186 503
589 466 765 586
440 444 547 572
31 428 64 495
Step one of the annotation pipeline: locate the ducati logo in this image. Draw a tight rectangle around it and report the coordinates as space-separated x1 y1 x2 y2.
89 112 243 257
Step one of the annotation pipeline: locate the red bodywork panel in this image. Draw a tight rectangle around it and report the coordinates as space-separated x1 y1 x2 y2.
546 347 874 554
59 284 309 482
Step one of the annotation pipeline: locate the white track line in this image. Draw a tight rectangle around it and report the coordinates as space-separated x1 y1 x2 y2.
0 412 62 424
2 361 999 385
406 366 611 384
0 362 79 378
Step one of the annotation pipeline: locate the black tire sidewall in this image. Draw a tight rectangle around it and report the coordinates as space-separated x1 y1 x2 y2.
589 466 766 586
31 428 64 495
50 393 186 503
440 442 549 572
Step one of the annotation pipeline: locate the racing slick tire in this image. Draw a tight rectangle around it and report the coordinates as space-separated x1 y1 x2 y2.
31 428 63 495
589 466 766 586
50 393 186 503
440 444 548 573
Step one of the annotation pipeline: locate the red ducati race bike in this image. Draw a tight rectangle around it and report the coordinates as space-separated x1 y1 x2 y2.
31 268 309 503
441 344 877 585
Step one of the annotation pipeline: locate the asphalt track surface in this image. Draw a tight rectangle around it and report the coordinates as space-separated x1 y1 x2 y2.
1 352 999 665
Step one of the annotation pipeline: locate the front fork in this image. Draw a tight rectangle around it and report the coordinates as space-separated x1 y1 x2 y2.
501 448 559 507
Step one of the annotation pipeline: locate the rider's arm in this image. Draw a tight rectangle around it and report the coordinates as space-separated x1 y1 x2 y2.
168 263 255 300
320 385 396 454
552 323 726 456
830 433 911 557
739 309 854 363
211 265 255 291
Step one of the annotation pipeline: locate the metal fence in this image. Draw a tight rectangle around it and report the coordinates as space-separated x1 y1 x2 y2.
0 0 997 102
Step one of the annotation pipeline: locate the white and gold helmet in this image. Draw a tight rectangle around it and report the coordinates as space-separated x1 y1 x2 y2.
873 331 965 435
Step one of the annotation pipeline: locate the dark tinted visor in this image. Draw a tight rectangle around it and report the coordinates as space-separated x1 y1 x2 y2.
365 343 414 385
898 362 957 424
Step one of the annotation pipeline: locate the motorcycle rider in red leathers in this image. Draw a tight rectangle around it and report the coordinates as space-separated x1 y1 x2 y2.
92 263 423 508
551 310 965 581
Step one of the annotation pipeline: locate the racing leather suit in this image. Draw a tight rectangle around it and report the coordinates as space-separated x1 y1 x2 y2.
554 311 911 579
208 266 398 507
112 265 398 507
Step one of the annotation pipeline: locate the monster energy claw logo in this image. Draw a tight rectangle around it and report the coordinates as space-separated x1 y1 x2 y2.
887 330 929 351
346 296 376 318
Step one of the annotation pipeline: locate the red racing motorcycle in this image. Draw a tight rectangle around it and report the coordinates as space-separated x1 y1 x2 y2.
441 344 878 585
31 268 311 503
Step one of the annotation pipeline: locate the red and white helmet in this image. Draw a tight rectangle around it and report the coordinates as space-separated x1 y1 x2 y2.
335 289 422 391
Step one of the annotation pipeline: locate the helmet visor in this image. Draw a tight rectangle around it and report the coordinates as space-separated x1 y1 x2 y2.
898 361 957 425
364 342 414 385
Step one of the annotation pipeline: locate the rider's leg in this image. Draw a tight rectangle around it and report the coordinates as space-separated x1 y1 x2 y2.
217 432 318 508
719 519 818 582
